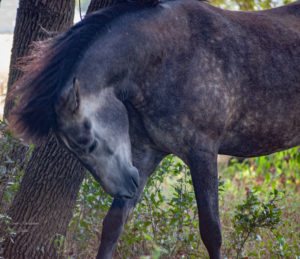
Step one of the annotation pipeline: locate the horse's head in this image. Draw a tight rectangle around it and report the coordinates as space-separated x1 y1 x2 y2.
55 78 139 199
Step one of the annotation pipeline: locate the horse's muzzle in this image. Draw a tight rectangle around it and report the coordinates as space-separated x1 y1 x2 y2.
116 166 139 199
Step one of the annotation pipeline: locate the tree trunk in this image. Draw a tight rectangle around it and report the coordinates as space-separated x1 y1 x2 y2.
1 0 76 212
1 1 85 258
3 136 86 259
1 0 115 258
87 0 115 14
4 0 75 118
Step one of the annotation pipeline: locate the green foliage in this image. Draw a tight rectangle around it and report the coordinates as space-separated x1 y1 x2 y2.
254 147 300 190
0 119 32 247
220 149 299 258
64 173 112 257
0 213 15 244
118 156 202 258
54 233 67 256
1 2 299 258
58 148 299 258
0 119 298 258
0 120 32 206
229 188 283 258
210 0 295 11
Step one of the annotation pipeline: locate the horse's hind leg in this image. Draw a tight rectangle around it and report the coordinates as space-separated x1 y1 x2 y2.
96 148 165 259
187 149 222 259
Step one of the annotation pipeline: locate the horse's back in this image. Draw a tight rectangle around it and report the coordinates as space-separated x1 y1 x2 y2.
141 0 300 157
184 1 300 156
73 0 300 157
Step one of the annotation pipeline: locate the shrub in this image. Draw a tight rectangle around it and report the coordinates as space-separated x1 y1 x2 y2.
0 119 32 248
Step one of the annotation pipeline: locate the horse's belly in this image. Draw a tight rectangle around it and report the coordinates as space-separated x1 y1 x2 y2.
219 91 300 157
219 129 300 157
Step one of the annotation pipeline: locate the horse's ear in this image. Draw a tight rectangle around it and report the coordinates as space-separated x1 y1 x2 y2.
57 78 80 115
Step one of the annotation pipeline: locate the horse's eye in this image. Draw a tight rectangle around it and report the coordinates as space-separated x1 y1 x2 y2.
88 140 98 153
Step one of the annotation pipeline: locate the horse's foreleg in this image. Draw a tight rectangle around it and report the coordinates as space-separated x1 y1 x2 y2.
187 149 222 259
96 198 136 259
96 148 164 259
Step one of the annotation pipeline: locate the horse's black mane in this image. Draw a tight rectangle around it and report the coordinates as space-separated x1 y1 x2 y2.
10 3 152 143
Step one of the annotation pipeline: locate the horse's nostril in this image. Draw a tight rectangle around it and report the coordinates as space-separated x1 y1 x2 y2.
130 168 139 188
83 120 91 131
88 140 97 153
131 176 138 188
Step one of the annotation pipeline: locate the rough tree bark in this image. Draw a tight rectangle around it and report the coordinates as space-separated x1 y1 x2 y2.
4 0 75 117
0 1 89 258
0 0 76 215
1 0 120 257
3 136 86 258
87 0 115 13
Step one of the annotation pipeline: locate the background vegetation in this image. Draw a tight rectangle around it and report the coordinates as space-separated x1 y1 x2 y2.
1 119 299 258
0 0 299 258
63 151 299 258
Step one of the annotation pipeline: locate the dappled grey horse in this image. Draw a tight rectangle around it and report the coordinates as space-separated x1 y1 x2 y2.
10 0 300 258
